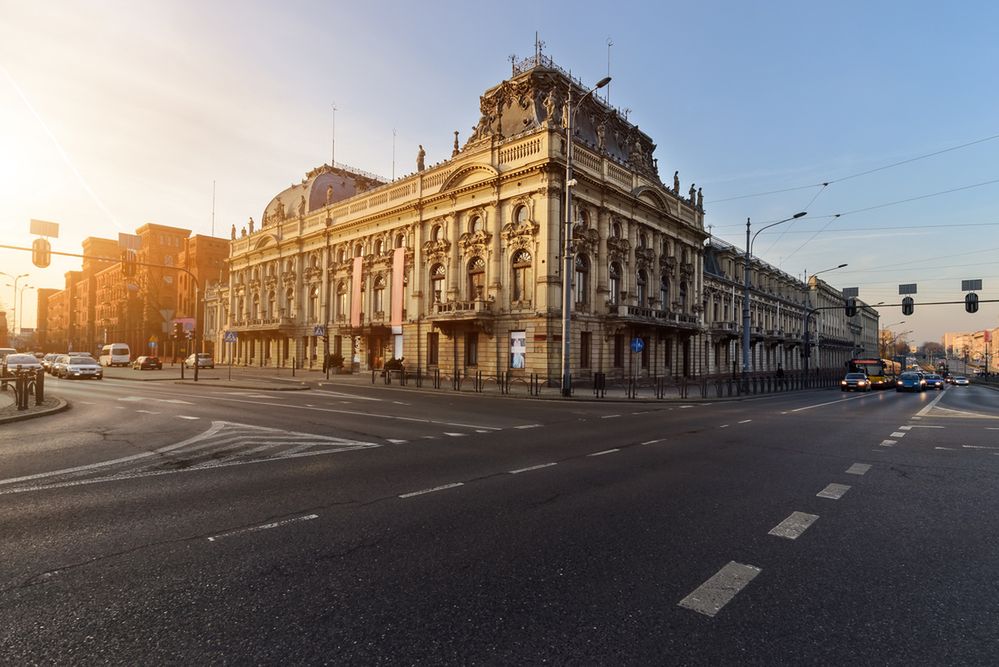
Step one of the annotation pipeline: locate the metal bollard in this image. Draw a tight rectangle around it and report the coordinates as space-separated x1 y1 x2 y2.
35 368 45 405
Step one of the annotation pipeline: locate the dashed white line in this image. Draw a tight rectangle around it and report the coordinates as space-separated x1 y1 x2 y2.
719 424 730 429
890 431 906 438
817 483 851 500
588 448 620 457
601 414 621 419
641 439 663 445
768 512 819 540
515 424 542 430
207 514 318 542
177 415 200 420
879 440 897 447
846 463 872 475
509 462 557 474
386 438 408 444
738 419 752 424
910 425 945 429
443 432 467 437
475 429 492 433
935 446 957 451
963 444 999 450
135 410 160 415
678 561 761 617
899 426 913 431
399 482 464 499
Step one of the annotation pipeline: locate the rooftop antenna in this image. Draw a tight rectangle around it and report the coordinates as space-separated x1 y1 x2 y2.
606 37 613 105
331 103 337 167
535 32 545 66
211 179 216 237
392 128 396 180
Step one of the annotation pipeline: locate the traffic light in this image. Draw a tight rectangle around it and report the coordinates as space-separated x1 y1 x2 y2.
173 322 183 341
902 296 914 316
844 297 857 318
965 293 979 313
31 238 51 268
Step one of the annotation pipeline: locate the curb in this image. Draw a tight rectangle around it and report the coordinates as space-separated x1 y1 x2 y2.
0 396 71 425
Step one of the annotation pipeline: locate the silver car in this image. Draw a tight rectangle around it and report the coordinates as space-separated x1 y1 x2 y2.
59 355 104 380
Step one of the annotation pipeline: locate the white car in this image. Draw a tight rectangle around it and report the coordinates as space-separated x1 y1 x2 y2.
185 353 215 369
953 376 970 386
59 355 104 380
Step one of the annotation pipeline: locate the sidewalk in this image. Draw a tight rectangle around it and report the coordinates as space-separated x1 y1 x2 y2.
0 386 69 425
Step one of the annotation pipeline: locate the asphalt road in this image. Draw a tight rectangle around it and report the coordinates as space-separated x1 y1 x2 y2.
1 375 998 664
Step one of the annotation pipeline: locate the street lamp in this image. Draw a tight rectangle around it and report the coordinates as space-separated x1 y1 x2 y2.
561 74 611 397
880 320 905 359
17 285 35 335
741 212 806 381
0 272 29 337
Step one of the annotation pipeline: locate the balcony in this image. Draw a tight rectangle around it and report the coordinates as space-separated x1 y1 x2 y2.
606 304 701 330
433 298 494 318
709 321 740 339
230 316 296 331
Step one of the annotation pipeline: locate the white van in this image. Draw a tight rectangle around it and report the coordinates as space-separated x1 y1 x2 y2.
99 343 131 367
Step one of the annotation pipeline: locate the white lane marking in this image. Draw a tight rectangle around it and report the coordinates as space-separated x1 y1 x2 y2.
768 512 819 540
890 432 906 438
719 424 729 428
678 561 761 617
177 415 200 420
135 410 161 415
916 390 948 417
386 438 407 444
738 419 752 424
305 404 314 407
601 414 621 419
509 462 557 474
817 483 851 500
399 482 464 498
988 428 999 431
679 405 695 409
641 439 663 445
515 424 542 429
935 447 957 450
475 429 492 433
790 392 875 412
393 401 409 405
899 426 912 431
846 463 872 475
963 444 999 450
421 435 437 439
588 448 620 457
312 389 382 402
79 401 96 405
207 514 318 542
910 425 945 429
632 411 651 415
443 432 467 437
879 440 897 447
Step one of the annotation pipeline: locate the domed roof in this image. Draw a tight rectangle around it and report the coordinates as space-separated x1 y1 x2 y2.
260 164 386 227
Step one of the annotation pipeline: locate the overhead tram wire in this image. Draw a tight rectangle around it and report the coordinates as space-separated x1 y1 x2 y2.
705 131 999 205
759 183 830 256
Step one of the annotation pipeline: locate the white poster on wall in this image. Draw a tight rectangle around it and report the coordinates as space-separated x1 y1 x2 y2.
510 330 526 369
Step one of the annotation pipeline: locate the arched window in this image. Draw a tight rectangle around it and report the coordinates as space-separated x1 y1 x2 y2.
285 287 295 317
609 262 621 305
660 275 670 308
511 250 533 303
354 243 363 258
574 255 590 304
432 225 444 242
612 221 622 239
580 209 590 228
252 295 259 318
336 281 348 319
662 237 672 257
373 275 386 314
639 232 648 249
515 205 529 225
267 291 276 318
337 248 346 263
310 254 319 269
679 282 688 311
237 297 245 318
682 247 690 265
395 233 405 249
430 264 446 303
467 257 486 300
637 270 648 307
309 285 319 321
470 215 484 233
374 239 383 255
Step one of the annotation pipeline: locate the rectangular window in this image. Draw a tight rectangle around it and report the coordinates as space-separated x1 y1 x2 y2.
465 332 478 366
580 331 592 369
613 333 624 368
427 332 439 366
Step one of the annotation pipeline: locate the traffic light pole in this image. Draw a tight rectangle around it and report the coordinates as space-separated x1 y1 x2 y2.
1 243 206 382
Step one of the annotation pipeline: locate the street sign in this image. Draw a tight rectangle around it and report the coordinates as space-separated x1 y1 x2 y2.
898 283 917 295
630 338 645 353
842 287 859 298
962 279 983 292
30 218 60 238
224 330 238 343
313 325 326 337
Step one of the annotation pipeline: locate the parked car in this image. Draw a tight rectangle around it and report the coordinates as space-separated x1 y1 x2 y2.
59 355 103 380
841 372 872 392
133 356 163 370
42 353 61 373
953 376 970 386
896 372 926 392
924 374 945 390
185 353 214 369
2 353 43 374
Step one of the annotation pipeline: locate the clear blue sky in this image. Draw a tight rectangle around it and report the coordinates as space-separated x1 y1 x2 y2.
2 0 997 345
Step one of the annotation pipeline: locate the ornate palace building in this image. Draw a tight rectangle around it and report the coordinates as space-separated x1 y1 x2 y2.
215 54 708 381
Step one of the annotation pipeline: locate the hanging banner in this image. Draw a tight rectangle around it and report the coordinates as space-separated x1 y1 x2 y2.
391 247 405 326
510 330 526 369
350 256 363 328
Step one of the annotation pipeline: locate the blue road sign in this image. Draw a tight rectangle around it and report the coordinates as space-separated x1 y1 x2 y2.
630 338 645 353
223 330 238 343
313 325 326 337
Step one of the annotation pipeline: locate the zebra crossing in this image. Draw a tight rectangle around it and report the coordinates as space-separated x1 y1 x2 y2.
0 421 380 495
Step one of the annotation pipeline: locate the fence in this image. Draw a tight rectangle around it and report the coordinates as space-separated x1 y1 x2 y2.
0 368 46 410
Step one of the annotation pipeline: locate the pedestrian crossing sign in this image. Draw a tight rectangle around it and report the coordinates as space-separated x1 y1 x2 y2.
224 330 238 343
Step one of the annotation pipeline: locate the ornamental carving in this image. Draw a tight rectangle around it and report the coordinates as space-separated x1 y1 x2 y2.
304 267 323 283
264 275 278 291
635 247 655 269
423 238 452 265
501 220 539 243
459 229 493 255
607 236 631 263
571 226 600 255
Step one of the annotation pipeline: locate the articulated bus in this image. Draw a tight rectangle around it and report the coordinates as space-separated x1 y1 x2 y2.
846 358 899 389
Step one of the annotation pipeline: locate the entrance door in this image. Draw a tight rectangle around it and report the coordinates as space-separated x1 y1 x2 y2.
367 335 385 369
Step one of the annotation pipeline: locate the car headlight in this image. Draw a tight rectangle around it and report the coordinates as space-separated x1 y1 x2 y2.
897 380 903 385
841 380 847 385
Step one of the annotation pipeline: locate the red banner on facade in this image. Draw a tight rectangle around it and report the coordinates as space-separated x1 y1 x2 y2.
350 256 363 327
391 247 405 326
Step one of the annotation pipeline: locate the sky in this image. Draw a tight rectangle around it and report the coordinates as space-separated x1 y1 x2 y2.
1 0 997 348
